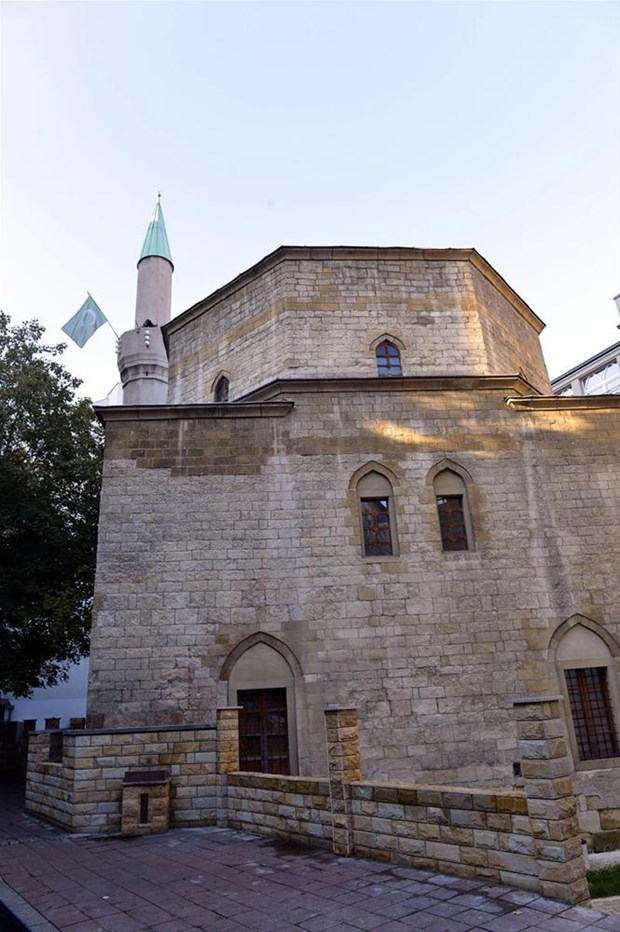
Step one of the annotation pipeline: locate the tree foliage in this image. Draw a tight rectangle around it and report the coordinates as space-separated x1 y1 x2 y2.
0 312 103 696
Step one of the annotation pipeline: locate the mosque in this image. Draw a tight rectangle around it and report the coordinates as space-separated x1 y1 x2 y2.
77 200 620 840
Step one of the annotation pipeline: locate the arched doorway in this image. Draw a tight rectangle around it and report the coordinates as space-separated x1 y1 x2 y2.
221 635 301 774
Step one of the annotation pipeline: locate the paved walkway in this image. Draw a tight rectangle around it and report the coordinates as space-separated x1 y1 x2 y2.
1 779 619 932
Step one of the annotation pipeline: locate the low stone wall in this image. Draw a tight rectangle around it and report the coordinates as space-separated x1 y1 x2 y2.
227 773 332 847
224 703 588 903
26 724 217 834
25 746 73 829
350 781 533 887
575 769 620 851
24 699 590 905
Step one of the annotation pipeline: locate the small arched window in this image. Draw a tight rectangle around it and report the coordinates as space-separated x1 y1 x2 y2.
433 468 473 552
214 375 229 403
357 470 398 556
375 340 402 377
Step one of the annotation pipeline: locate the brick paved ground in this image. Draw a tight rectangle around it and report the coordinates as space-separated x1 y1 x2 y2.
1 778 619 932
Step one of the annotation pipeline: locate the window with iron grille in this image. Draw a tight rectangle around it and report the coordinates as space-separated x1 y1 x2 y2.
436 495 468 551
361 497 393 556
375 341 402 376
564 667 620 761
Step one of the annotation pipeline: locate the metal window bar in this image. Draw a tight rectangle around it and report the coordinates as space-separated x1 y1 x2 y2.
436 495 468 551
238 688 290 774
361 497 393 555
565 667 620 760
375 342 402 376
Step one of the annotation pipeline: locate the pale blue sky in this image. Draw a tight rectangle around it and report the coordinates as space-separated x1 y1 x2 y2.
2 0 619 401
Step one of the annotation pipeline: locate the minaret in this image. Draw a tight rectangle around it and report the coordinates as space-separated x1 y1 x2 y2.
117 195 174 404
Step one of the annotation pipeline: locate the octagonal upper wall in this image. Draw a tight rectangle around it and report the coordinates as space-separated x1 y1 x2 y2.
165 247 550 403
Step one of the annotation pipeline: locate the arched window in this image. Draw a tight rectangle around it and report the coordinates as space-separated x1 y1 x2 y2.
214 375 229 403
375 340 402 377
357 470 398 556
554 620 620 764
433 468 473 552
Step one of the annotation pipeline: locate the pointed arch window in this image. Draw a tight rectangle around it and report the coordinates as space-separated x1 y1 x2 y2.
214 375 229 403
357 470 398 556
554 621 620 765
375 341 402 377
565 668 619 761
433 468 473 552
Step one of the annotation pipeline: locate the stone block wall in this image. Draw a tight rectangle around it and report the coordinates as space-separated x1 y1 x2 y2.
226 773 332 847
350 782 533 885
515 697 590 904
25 734 74 829
576 772 620 851
166 248 550 404
121 780 170 836
90 390 620 790
26 724 216 834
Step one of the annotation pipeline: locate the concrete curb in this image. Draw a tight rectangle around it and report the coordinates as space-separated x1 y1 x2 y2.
0 879 58 932
594 895 620 917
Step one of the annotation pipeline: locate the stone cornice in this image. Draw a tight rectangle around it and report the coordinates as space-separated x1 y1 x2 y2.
240 374 539 401
467 251 544 334
505 395 620 411
163 245 544 342
94 401 294 425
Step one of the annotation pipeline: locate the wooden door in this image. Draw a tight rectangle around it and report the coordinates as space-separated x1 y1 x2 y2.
238 688 290 774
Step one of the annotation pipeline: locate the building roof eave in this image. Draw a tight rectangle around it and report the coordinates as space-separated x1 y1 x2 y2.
162 246 544 347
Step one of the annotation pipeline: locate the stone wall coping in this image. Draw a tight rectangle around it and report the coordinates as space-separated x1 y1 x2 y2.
241 374 539 403
350 780 525 798
163 245 544 338
228 772 329 783
61 723 216 737
94 402 293 426
123 769 170 786
506 396 620 411
512 696 563 706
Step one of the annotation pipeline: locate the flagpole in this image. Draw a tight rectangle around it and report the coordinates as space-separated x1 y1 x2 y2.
87 292 120 339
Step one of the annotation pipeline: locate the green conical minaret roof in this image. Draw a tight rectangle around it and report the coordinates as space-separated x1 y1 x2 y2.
138 194 173 269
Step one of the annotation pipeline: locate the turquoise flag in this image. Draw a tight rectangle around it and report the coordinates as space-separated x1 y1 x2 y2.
62 295 107 348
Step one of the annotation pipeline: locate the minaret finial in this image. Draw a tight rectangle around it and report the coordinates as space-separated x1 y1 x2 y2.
138 195 173 269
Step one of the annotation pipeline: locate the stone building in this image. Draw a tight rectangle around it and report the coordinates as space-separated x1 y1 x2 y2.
89 202 620 834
